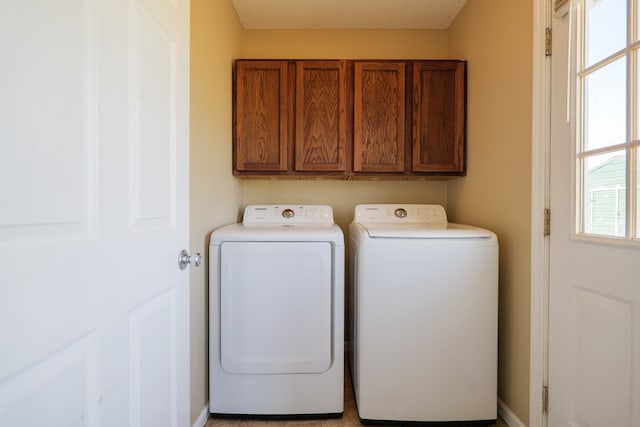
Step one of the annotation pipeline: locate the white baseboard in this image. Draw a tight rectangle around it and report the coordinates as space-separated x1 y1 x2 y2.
498 398 527 427
192 404 209 427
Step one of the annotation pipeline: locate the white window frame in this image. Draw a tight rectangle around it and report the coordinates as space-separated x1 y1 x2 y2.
575 0 640 244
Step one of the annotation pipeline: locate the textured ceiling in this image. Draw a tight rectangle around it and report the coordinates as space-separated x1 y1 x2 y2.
230 0 468 30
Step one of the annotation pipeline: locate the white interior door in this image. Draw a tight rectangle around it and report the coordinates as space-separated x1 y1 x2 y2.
0 1 190 426
549 2 640 426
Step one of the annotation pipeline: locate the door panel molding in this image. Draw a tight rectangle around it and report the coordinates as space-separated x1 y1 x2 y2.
129 1 178 229
0 333 99 426
0 0 97 242
571 286 632 427
129 288 178 427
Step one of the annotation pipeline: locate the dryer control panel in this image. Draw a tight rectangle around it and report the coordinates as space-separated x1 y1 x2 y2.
243 205 334 225
354 204 447 225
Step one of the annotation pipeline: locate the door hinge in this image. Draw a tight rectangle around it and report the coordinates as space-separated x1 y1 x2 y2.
542 386 549 413
545 27 552 56
544 208 551 236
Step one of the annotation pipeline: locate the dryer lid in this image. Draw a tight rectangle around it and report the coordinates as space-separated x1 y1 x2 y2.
243 205 334 226
210 205 343 245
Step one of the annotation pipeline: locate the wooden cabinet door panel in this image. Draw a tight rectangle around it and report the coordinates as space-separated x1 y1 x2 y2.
295 61 347 172
235 61 289 172
354 62 405 173
412 61 465 173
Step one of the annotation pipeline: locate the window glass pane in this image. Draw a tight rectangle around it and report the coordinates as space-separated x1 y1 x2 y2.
637 50 640 139
637 0 640 43
637 150 640 238
583 57 627 151
583 151 626 236
584 0 627 67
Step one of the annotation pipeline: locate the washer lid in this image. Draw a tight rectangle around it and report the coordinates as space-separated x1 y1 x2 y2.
354 204 448 225
362 222 494 238
354 204 493 238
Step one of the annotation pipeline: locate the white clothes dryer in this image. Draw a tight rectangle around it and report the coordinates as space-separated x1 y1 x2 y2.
210 205 344 417
348 204 498 424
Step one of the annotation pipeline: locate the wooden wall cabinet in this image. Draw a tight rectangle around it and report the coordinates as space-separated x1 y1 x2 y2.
234 60 348 176
295 61 348 173
353 61 405 173
233 59 466 178
234 61 291 173
412 61 466 174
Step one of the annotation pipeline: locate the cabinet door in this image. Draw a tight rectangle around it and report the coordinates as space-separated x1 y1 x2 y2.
412 61 466 174
295 61 347 172
235 61 290 172
353 62 405 173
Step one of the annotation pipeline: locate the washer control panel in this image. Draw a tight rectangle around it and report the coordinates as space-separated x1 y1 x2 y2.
243 205 334 225
354 204 447 224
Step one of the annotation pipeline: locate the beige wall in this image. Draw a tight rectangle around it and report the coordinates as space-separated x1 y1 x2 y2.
242 29 449 59
448 0 533 423
190 2 534 424
189 0 243 422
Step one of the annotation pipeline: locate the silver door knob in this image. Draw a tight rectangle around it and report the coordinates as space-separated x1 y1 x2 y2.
178 250 202 270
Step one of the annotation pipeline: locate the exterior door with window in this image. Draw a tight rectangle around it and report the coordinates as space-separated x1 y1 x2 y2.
549 0 640 425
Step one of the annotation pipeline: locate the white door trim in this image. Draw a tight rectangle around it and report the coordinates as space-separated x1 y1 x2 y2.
530 0 551 427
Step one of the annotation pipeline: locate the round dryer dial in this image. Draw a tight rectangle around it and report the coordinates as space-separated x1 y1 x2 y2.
282 209 295 218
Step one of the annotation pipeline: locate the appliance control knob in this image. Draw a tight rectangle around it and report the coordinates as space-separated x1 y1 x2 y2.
394 208 407 219
282 208 295 218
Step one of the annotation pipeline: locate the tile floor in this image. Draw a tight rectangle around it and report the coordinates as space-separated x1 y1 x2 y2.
205 367 507 427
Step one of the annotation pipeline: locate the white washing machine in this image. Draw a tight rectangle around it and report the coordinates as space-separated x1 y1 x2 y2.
348 204 498 424
209 205 344 417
